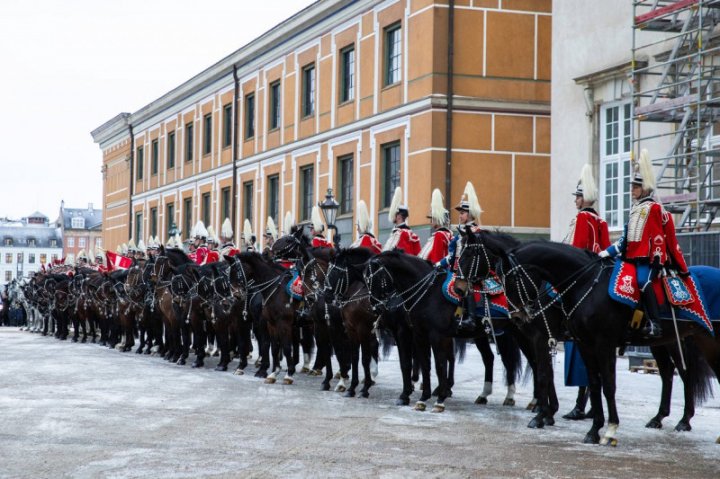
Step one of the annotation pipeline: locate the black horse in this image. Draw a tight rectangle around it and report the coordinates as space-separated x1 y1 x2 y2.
467 230 718 445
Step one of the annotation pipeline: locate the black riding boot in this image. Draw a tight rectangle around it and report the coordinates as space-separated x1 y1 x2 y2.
563 386 589 420
641 287 662 338
455 295 477 334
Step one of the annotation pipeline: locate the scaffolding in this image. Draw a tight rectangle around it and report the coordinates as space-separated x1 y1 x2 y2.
632 0 720 231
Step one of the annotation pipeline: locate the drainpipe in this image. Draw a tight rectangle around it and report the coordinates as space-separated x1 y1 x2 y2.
127 123 135 241
445 0 455 204
232 65 240 235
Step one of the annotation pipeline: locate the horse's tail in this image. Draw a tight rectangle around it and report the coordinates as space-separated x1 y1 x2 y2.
682 336 714 405
496 332 523 387
377 328 395 360
454 338 467 364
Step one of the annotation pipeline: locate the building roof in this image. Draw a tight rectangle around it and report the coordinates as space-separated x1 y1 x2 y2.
61 204 102 231
0 223 63 249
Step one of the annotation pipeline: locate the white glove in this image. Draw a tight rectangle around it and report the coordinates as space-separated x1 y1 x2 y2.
598 250 610 259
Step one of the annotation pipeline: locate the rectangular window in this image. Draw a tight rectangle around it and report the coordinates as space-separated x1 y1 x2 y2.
221 187 231 222
245 94 255 139
302 64 316 117
267 175 280 224
338 155 354 214
67 237 75 247
202 193 211 227
269 81 281 130
203 114 212 155
150 207 158 237
95 237 101 248
135 212 143 245
340 46 355 103
41 254 47 264
185 122 194 162
28 238 36 246
3 238 11 246
300 165 314 221
17 253 23 264
222 103 232 148
51 254 57 263
243 181 254 224
29 253 35 264
136 146 144 180
166 203 175 237
71 217 85 229
600 102 632 229
79 238 86 248
167 131 176 168
50 240 57 247
5 271 11 281
385 23 402 86
382 142 401 207
183 198 192 240
5 253 12 264
151 139 159 175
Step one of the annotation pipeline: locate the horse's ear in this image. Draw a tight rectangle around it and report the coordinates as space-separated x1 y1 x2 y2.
159 245 166 256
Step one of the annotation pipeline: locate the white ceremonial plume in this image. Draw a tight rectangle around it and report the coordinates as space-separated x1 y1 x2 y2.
206 225 217 243
430 188 448 226
266 216 278 240
243 219 254 246
311 205 325 232
127 239 137 252
579 164 598 204
356 200 371 234
387 186 403 222
283 211 295 235
221 217 233 239
121 243 129 255
464 181 483 220
193 220 208 238
638 148 656 192
174 233 182 248
137 239 146 251
166 236 175 248
87 249 94 261
77 249 87 259
116 244 122 254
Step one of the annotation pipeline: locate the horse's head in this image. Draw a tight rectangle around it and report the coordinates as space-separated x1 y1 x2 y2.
325 247 373 302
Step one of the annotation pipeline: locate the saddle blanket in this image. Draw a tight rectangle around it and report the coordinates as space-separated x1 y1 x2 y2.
441 272 509 317
608 261 712 334
285 270 304 301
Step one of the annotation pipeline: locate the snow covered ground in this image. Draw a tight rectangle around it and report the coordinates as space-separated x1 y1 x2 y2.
0 327 718 479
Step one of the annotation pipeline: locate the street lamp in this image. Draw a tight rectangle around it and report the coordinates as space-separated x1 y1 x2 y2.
168 222 179 240
318 188 341 248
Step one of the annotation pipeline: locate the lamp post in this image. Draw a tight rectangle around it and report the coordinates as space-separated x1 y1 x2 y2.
168 222 179 240
318 188 341 248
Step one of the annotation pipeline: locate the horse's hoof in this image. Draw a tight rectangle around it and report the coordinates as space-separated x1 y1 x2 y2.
431 403 445 413
301 367 311 374
215 365 228 372
177 358 186 366
716 436 720 444
321 383 330 391
503 398 515 407
475 396 488 405
545 416 555 426
360 391 369 398
335 385 346 393
344 390 356 398
562 408 586 421
255 371 267 378
144 350 152 355
135 349 142 354
600 437 618 447
308 369 322 377
282 377 293 385
71 338 78 343
526 401 536 411
414 401 426 412
264 377 276 384
527 418 544 429
584 432 600 444
674 421 692 432
395 397 410 406
191 361 203 369
645 418 663 429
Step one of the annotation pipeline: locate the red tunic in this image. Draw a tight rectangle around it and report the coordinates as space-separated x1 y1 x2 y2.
204 250 220 264
351 233 382 254
220 244 241 257
621 199 688 272
311 235 333 248
567 208 610 253
419 228 452 264
383 225 421 255
193 246 209 265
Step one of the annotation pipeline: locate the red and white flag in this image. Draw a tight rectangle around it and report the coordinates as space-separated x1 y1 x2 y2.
106 251 133 271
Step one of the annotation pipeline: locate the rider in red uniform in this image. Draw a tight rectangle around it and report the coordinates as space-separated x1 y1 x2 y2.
351 200 382 254
600 149 689 337
219 217 241 257
262 216 278 259
383 187 421 255
419 189 452 265
190 221 209 265
204 226 220 264
310 206 333 248
563 164 609 421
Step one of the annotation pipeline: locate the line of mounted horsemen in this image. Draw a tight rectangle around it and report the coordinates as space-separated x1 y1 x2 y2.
11 149 720 446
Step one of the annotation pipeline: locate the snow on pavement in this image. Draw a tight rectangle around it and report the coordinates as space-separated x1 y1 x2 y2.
0 327 718 479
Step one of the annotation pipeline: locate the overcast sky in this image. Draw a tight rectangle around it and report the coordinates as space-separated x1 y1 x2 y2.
0 0 315 222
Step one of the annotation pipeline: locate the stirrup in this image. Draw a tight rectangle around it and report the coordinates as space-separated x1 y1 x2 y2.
642 320 662 338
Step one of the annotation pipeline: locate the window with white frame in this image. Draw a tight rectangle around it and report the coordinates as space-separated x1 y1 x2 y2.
71 217 85 229
600 101 632 229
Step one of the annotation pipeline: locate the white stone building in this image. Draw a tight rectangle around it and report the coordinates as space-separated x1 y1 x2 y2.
0 212 63 285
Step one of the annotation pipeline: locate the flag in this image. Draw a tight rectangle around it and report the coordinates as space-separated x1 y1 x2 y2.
106 250 133 271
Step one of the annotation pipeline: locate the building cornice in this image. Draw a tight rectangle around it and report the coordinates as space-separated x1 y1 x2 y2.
90 113 130 147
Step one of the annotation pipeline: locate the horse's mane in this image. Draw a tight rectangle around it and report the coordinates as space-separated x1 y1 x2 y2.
377 250 432 275
310 247 334 263
238 251 287 274
337 247 374 265
165 248 193 266
109 269 128 281
476 230 521 255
